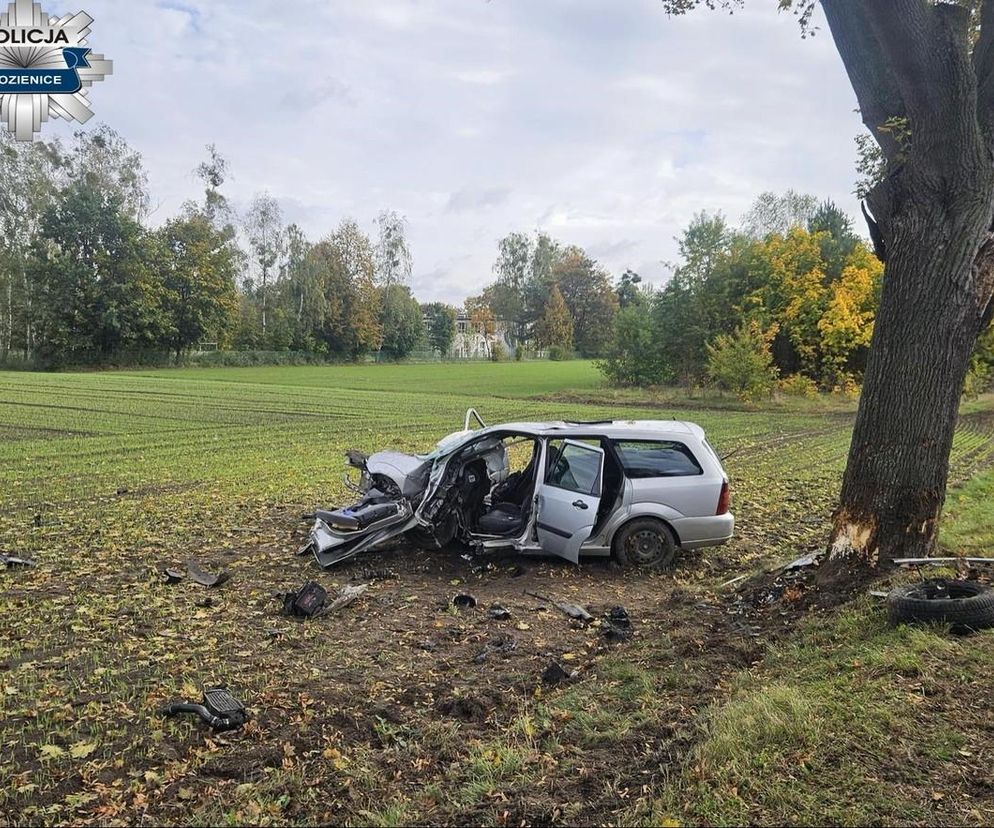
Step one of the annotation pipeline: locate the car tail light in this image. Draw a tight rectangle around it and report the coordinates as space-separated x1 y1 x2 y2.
716 481 730 515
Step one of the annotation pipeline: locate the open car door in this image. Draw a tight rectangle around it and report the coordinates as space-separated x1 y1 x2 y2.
535 439 604 564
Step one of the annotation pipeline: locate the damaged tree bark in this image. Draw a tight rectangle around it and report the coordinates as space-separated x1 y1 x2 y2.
819 0 994 581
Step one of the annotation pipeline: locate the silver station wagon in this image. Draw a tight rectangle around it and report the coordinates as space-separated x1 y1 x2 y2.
303 409 733 569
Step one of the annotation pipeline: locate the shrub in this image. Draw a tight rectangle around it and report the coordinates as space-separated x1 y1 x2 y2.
706 321 779 401
490 342 508 362
548 345 571 361
598 302 663 387
779 373 819 398
831 373 861 399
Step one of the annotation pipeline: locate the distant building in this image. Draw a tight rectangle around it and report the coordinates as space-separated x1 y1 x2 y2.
418 312 515 359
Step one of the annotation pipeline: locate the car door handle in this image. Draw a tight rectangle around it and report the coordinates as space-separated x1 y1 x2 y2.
572 499 589 510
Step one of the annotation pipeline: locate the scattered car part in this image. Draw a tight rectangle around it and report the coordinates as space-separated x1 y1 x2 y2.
1 554 37 569
325 583 369 613
487 603 511 620
887 579 994 631
282 581 328 618
602 605 633 642
541 661 572 685
893 556 994 566
452 593 477 609
186 560 230 588
160 687 248 732
525 590 593 623
782 553 818 571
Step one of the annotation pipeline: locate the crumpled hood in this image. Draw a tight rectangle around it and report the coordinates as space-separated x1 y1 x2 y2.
366 450 432 498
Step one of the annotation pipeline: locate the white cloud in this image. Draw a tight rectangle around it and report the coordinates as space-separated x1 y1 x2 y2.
45 0 863 306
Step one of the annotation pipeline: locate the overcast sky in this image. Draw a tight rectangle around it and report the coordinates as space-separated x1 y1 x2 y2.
45 0 864 304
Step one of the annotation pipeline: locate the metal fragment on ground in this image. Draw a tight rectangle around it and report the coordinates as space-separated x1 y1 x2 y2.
185 560 230 588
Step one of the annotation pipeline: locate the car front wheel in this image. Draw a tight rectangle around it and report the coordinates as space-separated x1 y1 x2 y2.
613 518 677 569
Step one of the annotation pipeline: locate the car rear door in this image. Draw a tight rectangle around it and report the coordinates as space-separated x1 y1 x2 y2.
535 438 604 563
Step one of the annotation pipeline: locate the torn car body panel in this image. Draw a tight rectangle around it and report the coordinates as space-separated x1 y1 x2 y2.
305 410 735 568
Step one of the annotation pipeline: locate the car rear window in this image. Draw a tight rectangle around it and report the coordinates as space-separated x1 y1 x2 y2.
613 440 703 478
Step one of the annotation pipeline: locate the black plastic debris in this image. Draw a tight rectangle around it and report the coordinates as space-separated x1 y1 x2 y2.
452 594 477 610
541 661 571 686
160 687 248 732
1 554 37 569
282 581 328 618
602 605 634 642
161 567 184 584
487 603 511 620
185 560 230 588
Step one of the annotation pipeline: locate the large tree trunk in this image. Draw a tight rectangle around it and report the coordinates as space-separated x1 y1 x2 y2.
818 0 994 584
824 194 993 579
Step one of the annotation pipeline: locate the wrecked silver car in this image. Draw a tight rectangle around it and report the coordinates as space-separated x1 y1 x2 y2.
302 409 734 569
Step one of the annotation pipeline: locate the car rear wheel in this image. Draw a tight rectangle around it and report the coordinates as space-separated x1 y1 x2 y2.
613 518 677 569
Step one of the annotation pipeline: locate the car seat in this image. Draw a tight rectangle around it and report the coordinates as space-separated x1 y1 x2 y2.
477 501 525 535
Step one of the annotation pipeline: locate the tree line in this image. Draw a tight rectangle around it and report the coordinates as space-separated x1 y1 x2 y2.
0 128 438 367
598 191 994 397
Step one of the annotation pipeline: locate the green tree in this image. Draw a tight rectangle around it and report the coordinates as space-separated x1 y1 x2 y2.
552 249 618 357
535 283 574 354
379 283 424 359
808 199 860 280
32 182 165 364
615 269 644 309
310 219 382 358
158 212 239 359
422 301 458 356
599 300 661 386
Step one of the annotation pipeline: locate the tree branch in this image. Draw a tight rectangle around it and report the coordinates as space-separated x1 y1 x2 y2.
820 0 906 159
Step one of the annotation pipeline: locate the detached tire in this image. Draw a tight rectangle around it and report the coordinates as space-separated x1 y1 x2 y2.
887 579 994 631
614 518 677 570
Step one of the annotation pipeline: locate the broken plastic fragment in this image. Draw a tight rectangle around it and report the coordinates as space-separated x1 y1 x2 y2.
185 560 230 588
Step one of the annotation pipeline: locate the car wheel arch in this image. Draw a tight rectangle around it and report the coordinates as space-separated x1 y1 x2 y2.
609 514 681 550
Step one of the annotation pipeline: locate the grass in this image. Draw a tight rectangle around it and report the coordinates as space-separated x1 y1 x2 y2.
639 603 994 826
1 362 993 825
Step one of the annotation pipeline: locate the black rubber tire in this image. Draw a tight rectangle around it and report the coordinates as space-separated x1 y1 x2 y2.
613 518 678 570
887 579 994 631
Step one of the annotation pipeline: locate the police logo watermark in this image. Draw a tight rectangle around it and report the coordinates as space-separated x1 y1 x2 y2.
0 0 112 141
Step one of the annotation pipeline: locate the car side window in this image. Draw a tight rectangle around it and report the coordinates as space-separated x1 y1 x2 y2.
613 440 703 478
545 439 602 495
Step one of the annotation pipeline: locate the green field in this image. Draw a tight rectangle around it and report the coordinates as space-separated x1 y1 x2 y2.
2 362 994 825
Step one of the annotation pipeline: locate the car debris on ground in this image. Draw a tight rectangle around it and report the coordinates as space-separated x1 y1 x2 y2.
283 581 328 618
1 554 37 569
525 590 594 622
601 605 634 642
185 560 230 588
160 687 248 732
487 603 512 620
887 578 994 631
